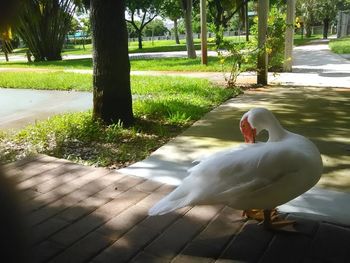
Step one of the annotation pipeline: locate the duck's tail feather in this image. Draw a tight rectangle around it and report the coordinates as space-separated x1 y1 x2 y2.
148 194 191 216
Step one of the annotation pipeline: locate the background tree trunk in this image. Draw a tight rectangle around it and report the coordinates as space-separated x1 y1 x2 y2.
91 0 134 126
283 0 295 72
323 18 329 39
257 0 269 85
173 19 180 44
182 0 197 58
137 31 143 49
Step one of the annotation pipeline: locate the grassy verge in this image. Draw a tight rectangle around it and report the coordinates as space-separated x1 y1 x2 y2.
0 71 91 91
293 34 322 46
329 37 350 54
0 56 256 72
0 76 240 167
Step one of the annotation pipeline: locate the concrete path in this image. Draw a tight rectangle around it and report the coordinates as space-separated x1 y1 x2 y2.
0 88 92 130
120 86 350 225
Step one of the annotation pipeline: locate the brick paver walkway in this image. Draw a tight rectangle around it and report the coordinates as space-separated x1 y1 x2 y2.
3 155 350 263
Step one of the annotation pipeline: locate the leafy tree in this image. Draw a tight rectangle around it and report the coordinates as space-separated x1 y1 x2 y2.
161 0 182 44
296 0 317 38
15 0 81 61
207 0 246 48
144 19 168 37
297 0 346 39
90 0 133 125
125 0 162 49
315 0 344 39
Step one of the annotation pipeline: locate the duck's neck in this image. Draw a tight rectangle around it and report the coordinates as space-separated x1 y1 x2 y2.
266 117 287 142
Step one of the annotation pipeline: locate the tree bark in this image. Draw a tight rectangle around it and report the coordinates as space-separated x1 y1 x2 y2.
200 0 207 65
245 1 249 41
182 0 196 59
323 18 329 39
137 30 143 49
90 0 134 126
257 0 269 85
283 0 295 72
173 19 180 44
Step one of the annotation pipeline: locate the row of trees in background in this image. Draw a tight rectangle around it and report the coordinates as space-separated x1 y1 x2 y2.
296 0 350 39
3 0 350 62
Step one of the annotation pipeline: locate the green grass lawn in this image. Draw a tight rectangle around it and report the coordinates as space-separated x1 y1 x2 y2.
0 56 256 72
0 75 240 167
293 34 322 46
329 37 350 54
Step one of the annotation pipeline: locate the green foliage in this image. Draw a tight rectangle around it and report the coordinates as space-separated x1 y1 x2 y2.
144 19 169 37
15 0 80 61
0 71 92 91
125 0 163 48
250 5 286 71
160 0 182 21
0 76 239 167
218 41 257 87
329 37 350 54
207 0 244 47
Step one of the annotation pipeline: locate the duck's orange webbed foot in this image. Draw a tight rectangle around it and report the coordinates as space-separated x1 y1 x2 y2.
242 208 278 221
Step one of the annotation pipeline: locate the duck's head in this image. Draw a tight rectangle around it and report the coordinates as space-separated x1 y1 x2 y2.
240 108 277 143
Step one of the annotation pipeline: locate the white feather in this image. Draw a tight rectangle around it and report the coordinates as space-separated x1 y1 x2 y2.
148 108 323 216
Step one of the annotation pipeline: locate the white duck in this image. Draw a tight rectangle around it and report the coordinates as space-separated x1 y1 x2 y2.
148 108 323 229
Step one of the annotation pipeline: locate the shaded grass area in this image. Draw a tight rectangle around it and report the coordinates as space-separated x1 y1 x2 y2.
293 34 322 46
329 37 350 54
0 76 240 167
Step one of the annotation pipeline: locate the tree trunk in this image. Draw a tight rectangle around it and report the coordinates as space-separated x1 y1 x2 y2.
1 40 9 62
305 23 312 38
200 0 207 65
90 0 134 126
182 0 196 59
137 30 143 49
257 0 269 85
283 0 295 72
174 19 180 44
245 1 249 41
323 18 329 39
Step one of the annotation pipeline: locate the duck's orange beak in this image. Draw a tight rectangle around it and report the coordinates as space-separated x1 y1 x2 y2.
240 117 256 143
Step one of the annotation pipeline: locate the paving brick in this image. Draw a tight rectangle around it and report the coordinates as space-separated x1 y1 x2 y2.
16 156 71 183
27 171 122 226
32 240 65 263
93 225 160 263
17 162 87 191
174 206 242 261
135 179 163 193
96 203 149 240
259 215 319 263
50 188 148 247
130 251 170 263
57 195 111 223
217 220 274 262
140 207 191 234
94 188 148 217
304 222 350 262
96 175 146 199
50 231 111 263
143 205 222 260
30 217 69 246
27 168 110 212
172 255 213 263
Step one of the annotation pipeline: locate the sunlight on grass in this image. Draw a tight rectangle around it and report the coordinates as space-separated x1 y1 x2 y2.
329 37 350 54
0 76 240 167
